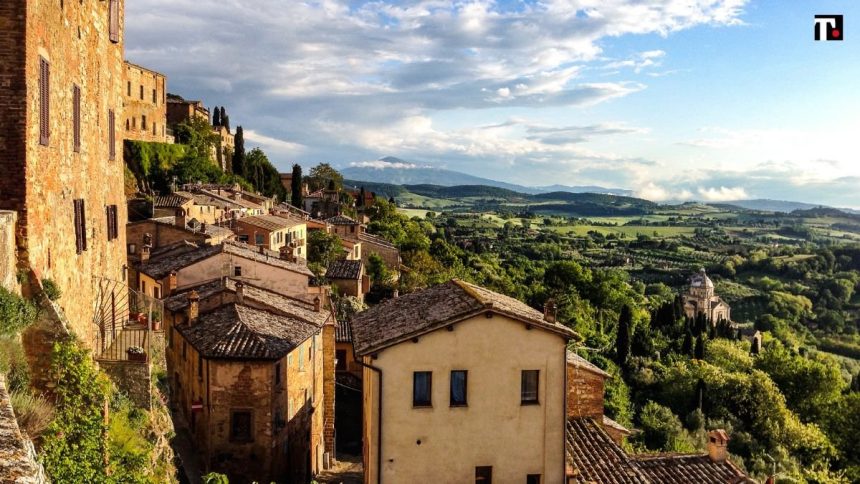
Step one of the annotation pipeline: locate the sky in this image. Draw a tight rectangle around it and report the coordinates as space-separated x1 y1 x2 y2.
126 1 860 207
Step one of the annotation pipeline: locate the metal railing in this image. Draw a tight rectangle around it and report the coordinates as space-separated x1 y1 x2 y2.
92 276 163 363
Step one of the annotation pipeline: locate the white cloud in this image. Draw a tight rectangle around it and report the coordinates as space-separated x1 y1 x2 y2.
349 159 428 170
243 130 305 155
696 186 749 201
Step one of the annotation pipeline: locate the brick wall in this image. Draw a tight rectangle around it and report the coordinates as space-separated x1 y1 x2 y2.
0 1 27 232
122 61 169 143
567 363 606 419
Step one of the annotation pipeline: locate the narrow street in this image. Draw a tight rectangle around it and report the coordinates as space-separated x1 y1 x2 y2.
315 455 363 484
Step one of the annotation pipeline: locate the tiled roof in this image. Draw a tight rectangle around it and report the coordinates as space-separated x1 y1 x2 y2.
566 418 754 484
567 418 649 484
238 214 300 231
150 240 201 259
603 415 634 436
154 193 192 208
633 454 753 484
145 217 235 239
357 232 397 249
164 278 330 327
177 304 319 360
567 352 612 378
336 319 353 343
326 259 363 280
138 240 313 279
197 189 262 210
350 279 576 355
326 215 359 226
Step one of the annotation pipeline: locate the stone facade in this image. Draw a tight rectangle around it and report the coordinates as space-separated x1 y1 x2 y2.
166 97 209 126
123 61 169 143
0 0 128 348
0 211 19 293
566 355 609 420
214 125 233 172
683 268 731 323
0 375 48 484
99 359 151 408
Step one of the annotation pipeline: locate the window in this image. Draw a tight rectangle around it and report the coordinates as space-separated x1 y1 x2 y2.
413 371 432 407
153 286 161 299
127 81 131 97
108 109 116 160
73 199 87 254
109 0 119 43
521 370 539 405
255 234 264 246
127 243 137 254
234 266 242 277
476 466 492 484
152 88 157 104
141 115 147 131
526 475 541 484
238 235 249 243
335 349 346 371
72 85 80 152
39 57 49 146
274 362 281 386
152 122 156 135
230 411 253 442
298 346 304 371
450 370 467 407
106 205 118 241
139 85 144 100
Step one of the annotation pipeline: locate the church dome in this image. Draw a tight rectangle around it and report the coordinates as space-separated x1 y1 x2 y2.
690 268 714 289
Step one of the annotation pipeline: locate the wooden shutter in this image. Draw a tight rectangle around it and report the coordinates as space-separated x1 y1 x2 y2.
72 85 81 152
80 199 88 251
108 109 116 160
106 205 118 240
109 0 119 43
74 200 82 253
39 57 49 146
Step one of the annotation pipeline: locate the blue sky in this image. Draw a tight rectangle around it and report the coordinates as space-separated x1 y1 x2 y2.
126 1 860 207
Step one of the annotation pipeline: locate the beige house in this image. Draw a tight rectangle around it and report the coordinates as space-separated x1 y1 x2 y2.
325 259 368 301
153 191 231 225
234 214 307 259
683 268 731 323
350 280 576 484
162 280 336 482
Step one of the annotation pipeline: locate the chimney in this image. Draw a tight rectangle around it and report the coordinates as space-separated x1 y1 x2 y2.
313 296 321 312
186 290 200 326
140 245 151 262
279 245 291 261
235 281 244 305
167 271 178 295
544 299 557 323
707 430 729 463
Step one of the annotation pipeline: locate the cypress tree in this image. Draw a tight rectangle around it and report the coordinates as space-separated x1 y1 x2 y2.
220 107 228 130
682 329 694 356
358 186 366 207
615 305 632 366
695 334 705 360
696 378 706 411
290 164 303 207
212 106 221 126
232 126 246 177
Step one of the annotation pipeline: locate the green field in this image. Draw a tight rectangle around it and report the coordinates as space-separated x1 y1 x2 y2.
549 225 697 238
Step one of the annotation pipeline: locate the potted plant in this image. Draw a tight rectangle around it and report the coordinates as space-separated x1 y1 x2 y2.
126 345 147 362
151 311 163 331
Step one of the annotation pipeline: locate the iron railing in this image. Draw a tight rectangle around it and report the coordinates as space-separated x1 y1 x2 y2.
92 276 163 362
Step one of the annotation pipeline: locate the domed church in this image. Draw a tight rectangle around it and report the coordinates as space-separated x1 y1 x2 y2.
683 268 731 323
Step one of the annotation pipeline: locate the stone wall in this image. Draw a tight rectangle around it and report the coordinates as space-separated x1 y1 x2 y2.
0 211 19 293
123 61 169 143
567 363 606 420
0 0 129 348
99 360 151 409
0 375 48 484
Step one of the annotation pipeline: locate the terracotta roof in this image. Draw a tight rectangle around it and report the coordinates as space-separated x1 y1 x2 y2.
566 418 754 484
336 319 353 343
146 216 235 239
154 193 192 208
197 189 262 210
567 418 649 484
176 304 319 360
138 240 313 279
307 189 325 198
350 279 576 355
326 215 359 226
238 214 301 231
357 232 397 249
150 240 201 259
633 454 753 484
567 352 612 378
326 259 363 280
603 415 634 436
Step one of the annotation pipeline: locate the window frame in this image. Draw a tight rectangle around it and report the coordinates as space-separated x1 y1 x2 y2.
229 410 254 443
520 370 540 405
450 370 468 407
39 57 50 146
412 371 432 408
72 84 81 152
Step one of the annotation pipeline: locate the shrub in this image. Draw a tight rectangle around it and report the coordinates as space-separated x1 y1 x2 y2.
10 390 55 440
0 288 38 335
0 337 30 392
41 278 61 301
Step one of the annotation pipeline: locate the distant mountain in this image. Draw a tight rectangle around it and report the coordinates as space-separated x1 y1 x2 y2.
712 199 832 213
341 157 633 196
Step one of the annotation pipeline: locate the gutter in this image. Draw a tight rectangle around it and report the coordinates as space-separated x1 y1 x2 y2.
352 338 383 484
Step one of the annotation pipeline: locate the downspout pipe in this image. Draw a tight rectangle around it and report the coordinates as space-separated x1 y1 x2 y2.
353 341 383 484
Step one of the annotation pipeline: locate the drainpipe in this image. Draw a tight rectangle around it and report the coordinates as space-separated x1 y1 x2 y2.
352 342 383 484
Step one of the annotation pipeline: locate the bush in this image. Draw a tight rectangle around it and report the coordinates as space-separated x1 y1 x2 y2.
636 401 696 452
41 278 61 301
10 390 55 440
0 337 30 392
0 288 38 335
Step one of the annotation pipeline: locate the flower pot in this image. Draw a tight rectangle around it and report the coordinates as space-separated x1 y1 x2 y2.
126 349 147 362
151 320 162 331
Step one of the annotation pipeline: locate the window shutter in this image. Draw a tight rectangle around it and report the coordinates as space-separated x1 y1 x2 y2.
106 206 113 241
72 85 81 152
39 58 49 146
108 110 116 160
74 200 83 254
109 0 120 43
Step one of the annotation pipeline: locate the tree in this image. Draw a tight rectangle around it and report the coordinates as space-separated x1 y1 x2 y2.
307 230 342 268
219 106 228 131
682 329 694 356
358 186 366 207
307 163 343 192
290 164 303 207
615 304 632 366
173 116 220 160
212 106 221 126
637 401 695 452
694 334 705 360
232 126 245 177
243 148 287 199
367 253 394 286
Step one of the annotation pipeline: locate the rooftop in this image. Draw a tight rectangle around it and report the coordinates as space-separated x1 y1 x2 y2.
176 304 319 360
690 268 714 289
326 259 363 280
567 352 612 378
154 193 192 209
142 216 235 239
238 214 302 232
350 279 576 355
357 232 397 249
326 214 360 226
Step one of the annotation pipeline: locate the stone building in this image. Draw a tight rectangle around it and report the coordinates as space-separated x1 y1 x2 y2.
214 124 234 172
162 280 336 482
325 259 368 301
152 191 233 226
123 61 170 143
166 96 209 125
351 279 576 483
566 353 631 444
0 0 128 346
234 214 307 259
683 268 731 323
